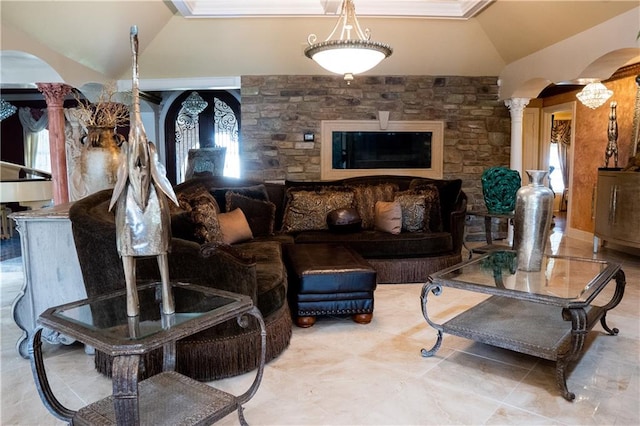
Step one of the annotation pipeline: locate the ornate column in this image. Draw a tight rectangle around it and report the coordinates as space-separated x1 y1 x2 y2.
37 83 73 205
504 97 530 178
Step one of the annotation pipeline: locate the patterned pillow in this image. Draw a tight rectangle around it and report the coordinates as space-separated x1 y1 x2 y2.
410 178 460 226
177 186 223 243
410 184 443 232
374 201 402 235
191 199 222 243
347 183 399 230
225 192 276 237
394 192 426 232
282 190 355 233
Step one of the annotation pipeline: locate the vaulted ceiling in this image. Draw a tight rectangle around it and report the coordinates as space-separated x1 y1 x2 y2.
1 1 638 95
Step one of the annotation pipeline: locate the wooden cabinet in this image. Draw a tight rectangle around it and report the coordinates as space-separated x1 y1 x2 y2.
10 203 86 357
594 170 640 252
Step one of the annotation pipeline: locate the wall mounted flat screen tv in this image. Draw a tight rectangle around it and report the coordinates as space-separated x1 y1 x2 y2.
331 131 432 170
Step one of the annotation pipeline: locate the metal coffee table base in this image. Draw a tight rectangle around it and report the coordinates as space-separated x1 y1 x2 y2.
420 269 626 401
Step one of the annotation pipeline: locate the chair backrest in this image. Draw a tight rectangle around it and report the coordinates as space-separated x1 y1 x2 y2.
481 167 521 214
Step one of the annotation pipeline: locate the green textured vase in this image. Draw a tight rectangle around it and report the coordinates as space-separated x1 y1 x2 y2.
481 167 521 214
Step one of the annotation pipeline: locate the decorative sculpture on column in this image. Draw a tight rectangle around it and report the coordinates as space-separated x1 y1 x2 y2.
109 26 179 317
604 101 618 168
623 75 640 171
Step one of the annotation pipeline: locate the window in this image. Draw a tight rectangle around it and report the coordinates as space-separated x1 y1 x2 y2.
33 129 51 173
165 90 240 184
548 143 565 193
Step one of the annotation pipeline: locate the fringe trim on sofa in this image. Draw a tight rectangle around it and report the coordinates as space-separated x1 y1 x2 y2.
368 254 461 283
95 303 293 381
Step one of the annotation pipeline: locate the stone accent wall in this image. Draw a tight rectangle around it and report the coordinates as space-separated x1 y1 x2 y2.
240 75 511 212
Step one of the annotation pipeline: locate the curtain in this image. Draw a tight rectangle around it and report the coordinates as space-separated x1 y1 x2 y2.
18 107 48 170
551 119 571 190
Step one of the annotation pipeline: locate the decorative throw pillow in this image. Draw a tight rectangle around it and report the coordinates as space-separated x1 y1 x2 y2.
347 183 399 230
282 190 355 233
211 184 269 212
182 189 223 244
409 178 461 224
177 185 222 244
326 208 362 233
225 192 276 237
374 201 402 235
217 208 253 244
409 184 443 232
394 192 426 232
177 184 218 213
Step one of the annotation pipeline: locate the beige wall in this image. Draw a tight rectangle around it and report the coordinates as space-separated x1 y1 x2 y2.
541 72 638 236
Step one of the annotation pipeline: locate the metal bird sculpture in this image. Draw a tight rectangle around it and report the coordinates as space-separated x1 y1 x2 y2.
109 26 179 317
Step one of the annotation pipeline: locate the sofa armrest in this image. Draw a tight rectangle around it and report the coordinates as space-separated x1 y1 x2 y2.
447 191 468 255
137 238 258 304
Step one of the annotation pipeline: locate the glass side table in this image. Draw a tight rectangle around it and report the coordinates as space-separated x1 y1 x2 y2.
29 281 266 425
421 251 626 401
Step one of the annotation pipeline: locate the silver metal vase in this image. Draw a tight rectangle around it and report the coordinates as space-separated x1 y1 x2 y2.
513 170 554 272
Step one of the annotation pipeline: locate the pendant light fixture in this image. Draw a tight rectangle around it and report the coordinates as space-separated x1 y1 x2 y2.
305 0 393 84
576 81 613 109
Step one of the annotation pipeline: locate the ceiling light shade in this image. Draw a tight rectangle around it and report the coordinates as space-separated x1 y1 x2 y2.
576 82 613 109
305 0 392 83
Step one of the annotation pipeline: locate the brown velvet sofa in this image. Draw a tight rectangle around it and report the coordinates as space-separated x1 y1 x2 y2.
69 188 292 381
172 173 467 284
279 175 467 283
68 173 466 380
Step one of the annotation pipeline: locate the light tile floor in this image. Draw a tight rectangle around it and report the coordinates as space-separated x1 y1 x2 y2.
1 222 639 425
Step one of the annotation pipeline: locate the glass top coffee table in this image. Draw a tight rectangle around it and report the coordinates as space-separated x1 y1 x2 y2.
421 250 626 401
30 281 266 425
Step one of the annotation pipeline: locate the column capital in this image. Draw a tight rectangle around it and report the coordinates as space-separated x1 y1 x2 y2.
36 83 73 108
504 98 530 117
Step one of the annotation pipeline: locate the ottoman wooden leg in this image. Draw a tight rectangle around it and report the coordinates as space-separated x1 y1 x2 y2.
352 313 373 324
296 316 316 328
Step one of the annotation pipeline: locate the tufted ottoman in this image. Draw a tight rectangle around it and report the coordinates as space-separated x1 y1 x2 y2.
284 243 377 328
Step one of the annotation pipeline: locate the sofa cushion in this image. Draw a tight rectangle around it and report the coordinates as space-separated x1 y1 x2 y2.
347 183 398 230
177 184 222 244
233 240 287 317
212 184 269 212
218 208 253 244
294 230 453 258
413 184 443 232
409 178 461 230
282 190 355 233
374 201 402 234
326 208 362 233
226 192 276 237
394 192 426 232
399 185 443 232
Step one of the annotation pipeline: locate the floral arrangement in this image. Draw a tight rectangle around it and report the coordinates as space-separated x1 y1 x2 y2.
73 82 130 147
73 82 130 130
